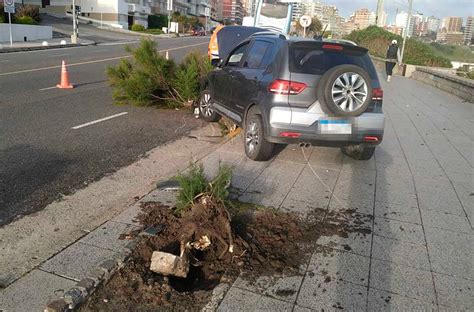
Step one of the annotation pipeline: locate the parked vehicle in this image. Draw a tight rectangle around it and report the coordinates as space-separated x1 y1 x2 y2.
192 27 205 36
199 33 385 161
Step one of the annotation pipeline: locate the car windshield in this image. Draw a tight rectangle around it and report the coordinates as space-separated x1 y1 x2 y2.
289 42 378 80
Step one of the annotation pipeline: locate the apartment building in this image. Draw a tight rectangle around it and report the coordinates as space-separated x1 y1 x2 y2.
24 0 151 28
221 0 243 24
150 0 189 16
463 16 473 44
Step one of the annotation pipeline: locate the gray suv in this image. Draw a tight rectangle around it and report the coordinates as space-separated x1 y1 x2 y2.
199 33 385 161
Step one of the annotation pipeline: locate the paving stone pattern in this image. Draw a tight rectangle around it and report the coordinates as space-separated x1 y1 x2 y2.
207 76 473 311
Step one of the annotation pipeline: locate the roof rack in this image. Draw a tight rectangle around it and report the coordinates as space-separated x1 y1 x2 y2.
250 31 288 40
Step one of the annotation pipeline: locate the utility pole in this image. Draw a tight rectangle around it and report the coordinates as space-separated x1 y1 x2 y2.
71 0 78 43
400 0 413 65
375 0 384 26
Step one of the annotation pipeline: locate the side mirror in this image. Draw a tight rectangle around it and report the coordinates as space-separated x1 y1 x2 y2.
211 58 222 67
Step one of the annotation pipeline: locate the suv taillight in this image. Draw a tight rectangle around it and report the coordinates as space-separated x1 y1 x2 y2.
269 79 307 95
372 88 383 101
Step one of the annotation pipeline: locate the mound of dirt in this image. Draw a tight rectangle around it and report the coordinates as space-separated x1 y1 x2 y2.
80 200 372 311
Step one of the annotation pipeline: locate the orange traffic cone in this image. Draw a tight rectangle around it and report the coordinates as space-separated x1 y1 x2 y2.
56 60 74 89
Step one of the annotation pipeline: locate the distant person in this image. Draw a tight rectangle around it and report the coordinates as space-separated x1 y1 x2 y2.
385 39 401 82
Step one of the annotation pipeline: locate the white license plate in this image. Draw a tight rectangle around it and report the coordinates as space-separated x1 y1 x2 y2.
319 120 352 134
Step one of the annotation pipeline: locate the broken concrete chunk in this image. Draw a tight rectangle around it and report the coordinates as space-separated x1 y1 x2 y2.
150 251 189 278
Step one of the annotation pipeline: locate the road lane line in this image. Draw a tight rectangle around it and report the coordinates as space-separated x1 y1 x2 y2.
71 112 128 130
0 41 208 77
0 60 9 63
39 86 57 91
48 53 69 58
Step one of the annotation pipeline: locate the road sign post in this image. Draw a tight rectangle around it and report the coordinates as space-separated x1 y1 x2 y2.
205 7 210 34
299 15 311 38
167 0 173 34
4 0 15 47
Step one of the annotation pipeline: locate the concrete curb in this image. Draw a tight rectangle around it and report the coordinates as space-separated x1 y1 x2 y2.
0 42 96 54
44 240 136 312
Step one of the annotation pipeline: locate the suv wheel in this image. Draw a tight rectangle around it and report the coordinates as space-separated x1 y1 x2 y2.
245 110 274 161
318 64 373 117
199 90 220 122
341 144 376 160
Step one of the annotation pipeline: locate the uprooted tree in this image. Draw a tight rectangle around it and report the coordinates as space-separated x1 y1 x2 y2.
150 164 234 278
106 38 212 108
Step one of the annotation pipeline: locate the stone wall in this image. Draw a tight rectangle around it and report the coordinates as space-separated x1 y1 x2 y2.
411 67 474 103
370 55 473 103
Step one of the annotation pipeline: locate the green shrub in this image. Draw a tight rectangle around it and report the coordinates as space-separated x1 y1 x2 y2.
175 163 208 215
106 39 211 107
148 14 168 29
106 39 177 107
0 13 4 23
144 28 164 35
131 24 145 32
345 26 451 68
175 163 232 215
15 16 38 25
173 51 213 102
15 5 40 23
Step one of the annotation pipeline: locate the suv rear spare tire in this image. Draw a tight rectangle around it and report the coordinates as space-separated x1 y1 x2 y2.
317 64 373 117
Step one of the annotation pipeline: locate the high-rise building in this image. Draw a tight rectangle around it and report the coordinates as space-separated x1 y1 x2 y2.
463 16 473 44
352 8 372 30
427 16 440 33
442 16 463 32
436 31 464 45
221 0 243 24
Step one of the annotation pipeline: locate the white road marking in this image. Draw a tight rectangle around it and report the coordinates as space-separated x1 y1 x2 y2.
71 112 128 130
98 41 139 46
0 41 208 77
93 49 108 53
0 60 9 63
39 86 57 91
47 53 69 58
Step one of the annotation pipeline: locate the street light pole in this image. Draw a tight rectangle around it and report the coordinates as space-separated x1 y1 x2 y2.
400 0 413 65
71 0 78 43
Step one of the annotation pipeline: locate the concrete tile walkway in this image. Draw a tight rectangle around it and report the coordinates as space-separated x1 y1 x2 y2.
202 75 473 311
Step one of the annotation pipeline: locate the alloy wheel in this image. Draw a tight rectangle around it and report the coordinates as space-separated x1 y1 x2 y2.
245 120 259 154
199 92 213 117
331 72 368 112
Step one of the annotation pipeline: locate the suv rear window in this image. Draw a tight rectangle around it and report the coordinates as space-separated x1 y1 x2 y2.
289 42 378 80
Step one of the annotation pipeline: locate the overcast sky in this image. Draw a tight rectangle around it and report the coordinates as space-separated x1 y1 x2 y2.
327 0 473 24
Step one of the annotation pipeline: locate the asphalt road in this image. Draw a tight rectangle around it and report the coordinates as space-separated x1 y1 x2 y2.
0 36 209 225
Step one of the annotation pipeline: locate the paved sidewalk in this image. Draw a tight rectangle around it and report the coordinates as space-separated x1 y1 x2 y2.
0 38 95 53
209 76 473 311
0 124 224 311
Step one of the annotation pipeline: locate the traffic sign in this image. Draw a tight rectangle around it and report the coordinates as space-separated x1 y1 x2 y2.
4 0 15 14
299 15 312 28
4 6 15 13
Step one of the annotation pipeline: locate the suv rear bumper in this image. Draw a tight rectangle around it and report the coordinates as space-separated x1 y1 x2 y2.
264 107 385 147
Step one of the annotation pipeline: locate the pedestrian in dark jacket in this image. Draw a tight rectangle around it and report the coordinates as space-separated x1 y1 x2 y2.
385 39 400 82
